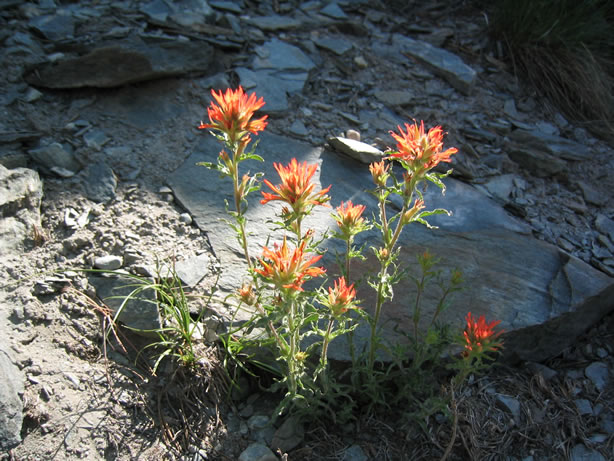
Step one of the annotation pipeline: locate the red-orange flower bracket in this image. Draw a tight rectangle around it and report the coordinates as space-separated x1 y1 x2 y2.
261 158 331 216
463 312 504 355
198 86 268 144
387 120 457 176
255 236 326 292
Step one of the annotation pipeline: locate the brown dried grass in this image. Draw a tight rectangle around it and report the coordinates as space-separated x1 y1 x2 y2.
509 43 614 141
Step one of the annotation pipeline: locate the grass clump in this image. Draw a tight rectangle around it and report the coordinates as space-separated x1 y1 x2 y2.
489 0 614 137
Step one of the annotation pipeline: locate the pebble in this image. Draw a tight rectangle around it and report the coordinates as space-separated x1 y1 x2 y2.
179 213 193 225
585 362 609 392
595 215 614 242
570 443 606 461
94 255 123 270
24 87 42 102
342 444 368 461
247 414 269 432
354 56 368 68
345 129 361 141
237 443 277 461
525 362 557 381
83 129 109 150
495 394 521 422
574 399 593 416
270 416 304 453
288 119 309 137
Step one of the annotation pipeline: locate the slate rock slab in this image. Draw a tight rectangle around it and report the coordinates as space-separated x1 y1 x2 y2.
509 129 592 161
24 37 215 89
327 136 384 164
169 132 614 363
29 14 75 41
83 162 117 203
89 275 162 335
0 340 24 450
28 141 80 176
391 33 477 95
236 38 315 112
0 165 43 252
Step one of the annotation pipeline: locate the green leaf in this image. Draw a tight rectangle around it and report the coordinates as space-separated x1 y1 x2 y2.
418 208 451 219
424 170 453 195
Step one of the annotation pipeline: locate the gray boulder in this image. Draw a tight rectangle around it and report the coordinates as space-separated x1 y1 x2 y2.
0 342 23 450
0 165 43 253
390 34 477 95
23 37 215 89
89 275 162 335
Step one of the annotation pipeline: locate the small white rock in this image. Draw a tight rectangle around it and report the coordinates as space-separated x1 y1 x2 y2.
345 129 361 141
179 213 193 225
94 255 123 270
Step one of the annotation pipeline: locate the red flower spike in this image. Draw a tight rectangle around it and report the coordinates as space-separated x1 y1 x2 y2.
198 86 268 143
261 158 331 215
463 312 504 354
334 201 367 239
255 236 326 292
387 120 457 173
326 277 359 317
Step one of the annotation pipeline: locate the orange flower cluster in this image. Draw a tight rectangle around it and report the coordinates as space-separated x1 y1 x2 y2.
255 236 325 292
463 312 503 355
387 120 457 175
326 277 359 317
333 201 367 239
261 158 331 216
198 86 268 144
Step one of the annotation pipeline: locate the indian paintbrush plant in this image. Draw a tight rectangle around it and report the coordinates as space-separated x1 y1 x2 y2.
197 86 504 427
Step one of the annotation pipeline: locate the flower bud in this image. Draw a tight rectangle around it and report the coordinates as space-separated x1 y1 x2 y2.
401 198 425 225
238 283 257 305
369 160 390 187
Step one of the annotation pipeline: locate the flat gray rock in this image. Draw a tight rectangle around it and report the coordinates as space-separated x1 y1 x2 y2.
327 136 384 164
314 36 353 55
23 37 215 89
507 145 567 177
175 253 211 287
244 15 302 31
0 339 23 450
0 165 43 252
391 34 477 95
83 162 117 203
28 142 80 176
89 275 162 335
253 38 315 72
373 89 414 107
29 14 75 41
509 129 592 161
320 2 348 20
235 67 308 113
238 442 277 461
169 133 614 363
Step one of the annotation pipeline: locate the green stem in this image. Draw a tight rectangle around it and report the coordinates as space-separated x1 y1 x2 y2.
345 238 351 281
287 297 298 396
254 302 286 354
320 318 335 393
428 286 451 331
231 143 252 270
368 269 387 370
368 192 411 370
413 275 425 341
378 192 389 245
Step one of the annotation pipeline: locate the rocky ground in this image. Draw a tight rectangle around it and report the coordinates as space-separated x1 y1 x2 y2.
1 0 614 460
